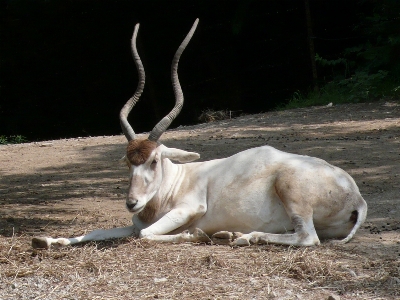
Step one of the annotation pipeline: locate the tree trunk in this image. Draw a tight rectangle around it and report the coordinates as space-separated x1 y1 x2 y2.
305 0 319 92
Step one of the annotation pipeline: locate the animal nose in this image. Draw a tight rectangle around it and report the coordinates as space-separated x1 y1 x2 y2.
126 199 138 210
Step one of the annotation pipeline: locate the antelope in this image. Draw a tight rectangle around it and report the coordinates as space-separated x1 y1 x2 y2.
32 19 367 249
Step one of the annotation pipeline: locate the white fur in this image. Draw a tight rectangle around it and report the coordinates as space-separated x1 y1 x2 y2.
32 144 367 249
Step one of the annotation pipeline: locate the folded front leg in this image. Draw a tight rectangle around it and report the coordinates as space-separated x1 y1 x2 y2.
139 206 207 243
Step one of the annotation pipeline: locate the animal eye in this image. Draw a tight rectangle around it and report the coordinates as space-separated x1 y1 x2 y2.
151 160 157 165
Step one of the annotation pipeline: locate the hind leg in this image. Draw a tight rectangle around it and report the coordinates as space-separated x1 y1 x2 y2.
233 183 321 247
233 214 320 246
210 212 320 246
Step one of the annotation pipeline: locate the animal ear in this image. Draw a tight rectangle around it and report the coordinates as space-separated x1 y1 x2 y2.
162 147 200 163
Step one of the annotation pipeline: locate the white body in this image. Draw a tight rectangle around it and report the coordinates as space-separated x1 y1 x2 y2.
32 143 367 248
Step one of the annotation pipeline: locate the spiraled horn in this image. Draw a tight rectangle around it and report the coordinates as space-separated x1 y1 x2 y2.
148 18 199 142
119 23 145 141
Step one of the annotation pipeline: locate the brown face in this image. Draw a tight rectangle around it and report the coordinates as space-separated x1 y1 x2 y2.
126 139 158 166
125 139 161 214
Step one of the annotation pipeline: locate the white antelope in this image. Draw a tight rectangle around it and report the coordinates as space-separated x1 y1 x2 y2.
32 19 367 249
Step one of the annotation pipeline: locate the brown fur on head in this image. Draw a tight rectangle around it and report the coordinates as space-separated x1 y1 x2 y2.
126 139 158 166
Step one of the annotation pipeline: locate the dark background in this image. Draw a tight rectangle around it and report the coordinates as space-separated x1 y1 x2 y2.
1 0 365 141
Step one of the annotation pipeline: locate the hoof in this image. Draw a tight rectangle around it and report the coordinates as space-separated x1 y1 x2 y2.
211 231 233 245
232 236 251 247
233 232 244 239
193 228 211 243
32 237 50 249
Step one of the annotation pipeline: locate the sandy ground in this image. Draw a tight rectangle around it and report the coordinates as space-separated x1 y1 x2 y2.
0 101 399 299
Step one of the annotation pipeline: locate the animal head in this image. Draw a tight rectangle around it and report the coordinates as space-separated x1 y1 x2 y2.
119 19 200 213
123 139 199 213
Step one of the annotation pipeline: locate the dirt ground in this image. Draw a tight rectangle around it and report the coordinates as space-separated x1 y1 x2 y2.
0 101 399 299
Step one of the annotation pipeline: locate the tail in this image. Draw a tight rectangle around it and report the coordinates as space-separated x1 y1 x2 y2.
338 197 368 244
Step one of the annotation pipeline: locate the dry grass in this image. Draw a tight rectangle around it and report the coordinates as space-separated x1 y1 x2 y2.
1 101 400 299
1 235 399 299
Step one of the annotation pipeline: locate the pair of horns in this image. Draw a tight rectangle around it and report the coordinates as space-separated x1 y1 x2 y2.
120 18 199 142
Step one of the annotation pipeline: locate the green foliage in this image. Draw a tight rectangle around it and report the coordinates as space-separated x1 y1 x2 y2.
315 53 347 67
281 0 400 110
0 136 8 144
336 70 388 101
280 87 341 110
281 74 399 110
351 1 399 75
0 135 28 145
